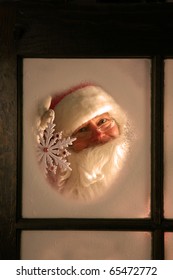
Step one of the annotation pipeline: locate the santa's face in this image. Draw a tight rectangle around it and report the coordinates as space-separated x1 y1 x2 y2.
71 113 120 152
46 112 129 201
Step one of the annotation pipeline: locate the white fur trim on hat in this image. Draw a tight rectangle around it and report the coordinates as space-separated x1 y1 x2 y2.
53 85 126 136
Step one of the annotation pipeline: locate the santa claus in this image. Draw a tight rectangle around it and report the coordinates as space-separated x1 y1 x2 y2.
36 84 130 202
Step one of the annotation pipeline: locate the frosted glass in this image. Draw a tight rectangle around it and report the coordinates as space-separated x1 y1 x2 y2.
164 60 173 218
21 231 151 260
22 59 151 218
165 233 173 260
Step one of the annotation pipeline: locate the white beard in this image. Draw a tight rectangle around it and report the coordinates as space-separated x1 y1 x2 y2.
49 129 130 202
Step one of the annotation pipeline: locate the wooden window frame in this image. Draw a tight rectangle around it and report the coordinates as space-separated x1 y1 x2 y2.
1 0 173 260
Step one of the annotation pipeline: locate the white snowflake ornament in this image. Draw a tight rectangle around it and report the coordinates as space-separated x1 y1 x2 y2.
37 120 76 177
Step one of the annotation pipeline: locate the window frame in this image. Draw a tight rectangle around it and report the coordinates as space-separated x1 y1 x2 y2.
1 0 173 260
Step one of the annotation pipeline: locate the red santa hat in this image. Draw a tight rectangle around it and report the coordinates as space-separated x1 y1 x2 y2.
50 83 125 136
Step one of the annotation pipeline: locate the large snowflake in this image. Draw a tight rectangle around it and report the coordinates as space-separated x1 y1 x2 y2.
37 120 76 176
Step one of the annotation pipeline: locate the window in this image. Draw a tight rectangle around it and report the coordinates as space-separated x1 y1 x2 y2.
0 0 173 260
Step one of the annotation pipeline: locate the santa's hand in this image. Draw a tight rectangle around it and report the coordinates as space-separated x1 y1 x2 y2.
35 109 55 144
39 109 55 130
35 95 55 143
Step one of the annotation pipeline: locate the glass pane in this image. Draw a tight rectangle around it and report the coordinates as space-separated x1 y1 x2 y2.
164 59 173 218
165 233 173 260
22 59 151 218
21 231 151 260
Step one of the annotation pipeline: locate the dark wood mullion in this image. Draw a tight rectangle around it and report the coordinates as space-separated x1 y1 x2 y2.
162 219 173 231
16 218 153 231
16 56 23 222
16 229 21 260
151 56 164 259
152 230 164 259
16 218 173 232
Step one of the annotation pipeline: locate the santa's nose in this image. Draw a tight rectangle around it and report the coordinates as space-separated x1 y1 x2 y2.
90 125 103 141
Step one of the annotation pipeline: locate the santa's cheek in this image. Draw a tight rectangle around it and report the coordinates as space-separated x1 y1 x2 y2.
107 125 120 138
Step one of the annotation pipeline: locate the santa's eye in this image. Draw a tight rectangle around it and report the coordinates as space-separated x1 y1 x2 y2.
78 126 88 133
97 118 108 126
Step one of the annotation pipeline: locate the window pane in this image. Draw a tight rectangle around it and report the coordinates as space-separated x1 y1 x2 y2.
22 59 151 218
164 59 173 218
21 231 151 260
165 233 173 260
